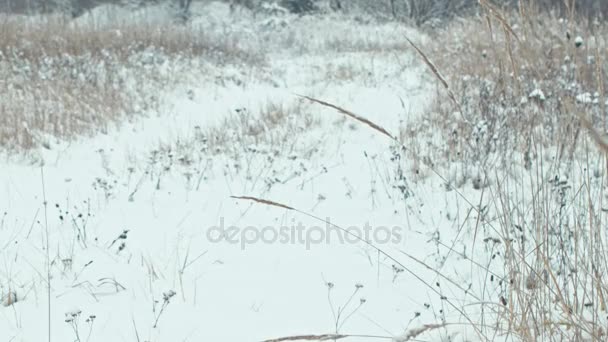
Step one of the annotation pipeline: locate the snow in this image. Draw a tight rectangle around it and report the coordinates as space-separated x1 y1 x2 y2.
0 2 521 342
576 92 593 104
528 88 545 101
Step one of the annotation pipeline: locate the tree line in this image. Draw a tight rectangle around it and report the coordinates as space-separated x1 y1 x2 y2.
0 0 606 24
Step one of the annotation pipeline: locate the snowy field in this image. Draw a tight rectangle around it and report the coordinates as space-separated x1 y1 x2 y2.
1 2 608 342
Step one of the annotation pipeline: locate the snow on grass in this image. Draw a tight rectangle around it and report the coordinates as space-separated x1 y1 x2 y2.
401 5 608 341
3 2 606 342
0 3 449 342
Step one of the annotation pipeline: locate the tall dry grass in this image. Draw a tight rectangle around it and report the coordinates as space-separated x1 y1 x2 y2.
400 4 607 184
295 3 608 341
0 14 263 153
401 4 608 341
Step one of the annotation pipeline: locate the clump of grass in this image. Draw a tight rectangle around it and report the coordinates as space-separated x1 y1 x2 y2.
131 100 322 195
398 5 608 341
203 100 320 158
0 14 265 153
405 6 608 183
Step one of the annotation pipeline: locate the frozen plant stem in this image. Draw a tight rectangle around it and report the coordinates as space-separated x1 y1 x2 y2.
85 315 96 342
153 290 176 328
68 320 81 342
327 282 364 334
326 282 337 332
338 300 365 332
41 167 51 342
65 311 90 342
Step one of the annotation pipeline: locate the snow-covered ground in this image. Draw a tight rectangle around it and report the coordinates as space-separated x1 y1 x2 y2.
0 3 516 342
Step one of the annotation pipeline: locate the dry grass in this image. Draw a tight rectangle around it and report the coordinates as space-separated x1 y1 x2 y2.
202 100 320 157
0 7 421 153
405 7 608 174
0 15 257 62
298 5 608 340
132 100 322 195
0 14 264 153
401 5 608 341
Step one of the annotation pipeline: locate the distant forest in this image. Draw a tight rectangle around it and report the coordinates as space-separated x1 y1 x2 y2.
1 0 606 25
